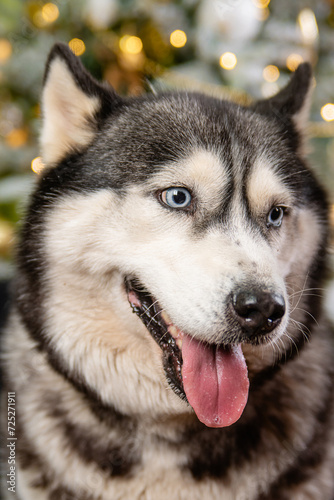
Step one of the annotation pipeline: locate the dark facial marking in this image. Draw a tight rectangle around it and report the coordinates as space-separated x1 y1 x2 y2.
48 485 94 500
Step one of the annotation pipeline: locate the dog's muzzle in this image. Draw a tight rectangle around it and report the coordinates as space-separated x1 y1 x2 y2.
125 278 286 429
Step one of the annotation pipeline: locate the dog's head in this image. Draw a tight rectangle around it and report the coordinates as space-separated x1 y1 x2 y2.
18 44 329 427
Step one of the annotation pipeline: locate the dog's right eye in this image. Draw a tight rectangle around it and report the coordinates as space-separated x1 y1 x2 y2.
160 187 192 210
267 206 285 228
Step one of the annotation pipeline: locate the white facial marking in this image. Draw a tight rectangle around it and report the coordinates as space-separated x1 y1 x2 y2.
148 149 229 214
247 158 293 215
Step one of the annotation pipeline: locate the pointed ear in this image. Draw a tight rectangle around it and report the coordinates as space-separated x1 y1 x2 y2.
252 63 313 154
41 43 123 165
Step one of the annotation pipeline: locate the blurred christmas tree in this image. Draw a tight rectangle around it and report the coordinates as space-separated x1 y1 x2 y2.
0 0 334 278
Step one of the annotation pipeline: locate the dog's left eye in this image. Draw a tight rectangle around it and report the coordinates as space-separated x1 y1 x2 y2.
267 206 285 228
160 188 192 209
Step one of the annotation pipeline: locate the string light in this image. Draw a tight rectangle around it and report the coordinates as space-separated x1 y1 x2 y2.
298 9 318 44
41 3 59 23
33 3 59 28
263 65 279 82
170 30 187 48
68 38 86 56
321 104 334 122
0 39 12 64
31 157 45 174
219 52 237 70
5 129 28 148
119 35 143 55
286 53 304 72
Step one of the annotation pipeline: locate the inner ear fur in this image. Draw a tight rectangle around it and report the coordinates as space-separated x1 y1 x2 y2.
41 43 123 166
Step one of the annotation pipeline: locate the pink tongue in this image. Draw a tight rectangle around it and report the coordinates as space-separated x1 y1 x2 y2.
182 335 249 428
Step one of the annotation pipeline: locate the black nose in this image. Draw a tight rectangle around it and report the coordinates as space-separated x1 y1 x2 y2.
232 289 285 336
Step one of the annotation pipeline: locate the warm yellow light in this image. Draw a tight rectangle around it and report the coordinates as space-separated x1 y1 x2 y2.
33 12 44 27
41 3 59 23
6 129 28 148
119 35 143 55
298 8 318 44
252 0 270 8
31 156 45 174
263 64 280 82
0 39 12 63
170 30 187 48
320 103 334 122
68 38 86 56
286 53 304 72
219 52 237 70
261 82 280 98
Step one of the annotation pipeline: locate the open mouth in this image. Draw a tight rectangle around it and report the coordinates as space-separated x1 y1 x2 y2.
125 278 250 428
125 278 184 399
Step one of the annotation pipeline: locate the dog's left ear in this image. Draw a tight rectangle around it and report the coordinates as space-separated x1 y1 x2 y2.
41 43 123 166
252 63 313 154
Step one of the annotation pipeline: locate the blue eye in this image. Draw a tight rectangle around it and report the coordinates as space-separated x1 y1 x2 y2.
267 206 285 228
160 187 192 209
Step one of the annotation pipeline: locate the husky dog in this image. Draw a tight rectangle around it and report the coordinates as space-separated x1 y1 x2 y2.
1 43 334 500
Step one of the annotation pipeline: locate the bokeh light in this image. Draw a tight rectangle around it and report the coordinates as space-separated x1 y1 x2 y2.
321 103 334 122
219 52 237 70
119 36 143 55
68 38 86 56
42 3 59 23
5 129 28 148
286 53 304 72
298 8 318 44
31 157 45 174
0 39 12 64
170 30 187 48
263 65 280 82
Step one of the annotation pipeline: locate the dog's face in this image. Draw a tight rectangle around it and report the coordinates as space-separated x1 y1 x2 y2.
20 44 328 428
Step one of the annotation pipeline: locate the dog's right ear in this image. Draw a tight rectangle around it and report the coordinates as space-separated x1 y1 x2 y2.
41 43 123 166
251 63 313 155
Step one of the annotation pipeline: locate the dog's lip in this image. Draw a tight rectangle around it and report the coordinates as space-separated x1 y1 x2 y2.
125 278 185 397
127 289 183 345
160 311 184 349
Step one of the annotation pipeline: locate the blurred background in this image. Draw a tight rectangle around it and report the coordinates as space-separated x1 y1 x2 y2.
0 0 333 311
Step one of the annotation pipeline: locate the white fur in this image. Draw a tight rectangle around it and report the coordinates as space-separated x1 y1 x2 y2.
247 158 293 214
